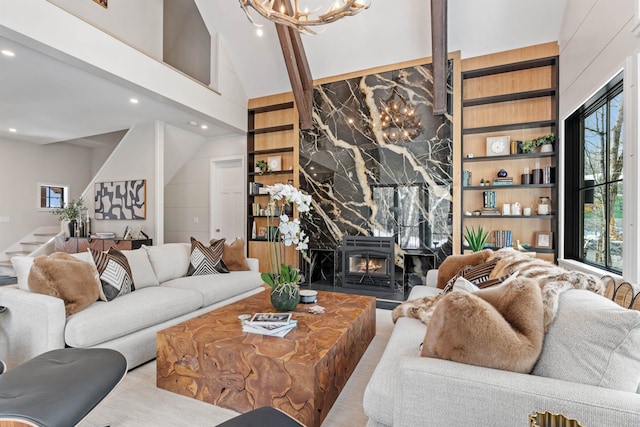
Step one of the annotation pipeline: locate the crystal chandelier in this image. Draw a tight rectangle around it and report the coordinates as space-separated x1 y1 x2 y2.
239 0 371 35
379 85 423 143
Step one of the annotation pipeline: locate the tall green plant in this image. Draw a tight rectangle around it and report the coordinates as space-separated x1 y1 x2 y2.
464 225 491 252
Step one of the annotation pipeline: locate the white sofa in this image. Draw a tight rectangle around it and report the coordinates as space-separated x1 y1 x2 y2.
0 243 265 370
364 271 640 427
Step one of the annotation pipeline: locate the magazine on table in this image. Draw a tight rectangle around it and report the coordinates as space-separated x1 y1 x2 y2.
242 320 298 337
249 312 292 326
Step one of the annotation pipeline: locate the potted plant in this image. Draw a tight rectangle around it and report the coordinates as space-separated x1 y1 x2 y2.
463 225 491 252
520 134 555 154
255 160 270 175
259 183 312 311
51 197 85 237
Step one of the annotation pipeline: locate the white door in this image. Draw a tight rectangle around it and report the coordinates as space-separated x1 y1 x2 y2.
210 156 245 242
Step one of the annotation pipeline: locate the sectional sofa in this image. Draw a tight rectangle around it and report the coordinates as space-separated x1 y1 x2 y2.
0 243 265 369
364 271 640 427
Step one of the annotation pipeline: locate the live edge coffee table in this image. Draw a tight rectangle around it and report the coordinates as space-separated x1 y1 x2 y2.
156 290 376 427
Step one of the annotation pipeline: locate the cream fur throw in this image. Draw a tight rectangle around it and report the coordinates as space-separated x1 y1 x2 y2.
28 252 100 316
393 248 605 332
422 276 544 373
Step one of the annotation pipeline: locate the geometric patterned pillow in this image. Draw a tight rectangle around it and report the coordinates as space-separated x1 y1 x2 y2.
187 237 230 276
443 259 503 293
89 247 135 301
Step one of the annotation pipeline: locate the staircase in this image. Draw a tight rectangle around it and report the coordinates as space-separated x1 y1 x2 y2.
0 226 61 277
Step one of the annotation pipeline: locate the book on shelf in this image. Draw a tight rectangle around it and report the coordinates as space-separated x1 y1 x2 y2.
242 320 298 337
480 208 501 216
249 312 292 326
482 191 496 208
492 177 513 186
249 182 264 195
493 230 513 248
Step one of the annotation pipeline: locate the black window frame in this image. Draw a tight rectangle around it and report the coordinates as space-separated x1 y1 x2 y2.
564 71 623 273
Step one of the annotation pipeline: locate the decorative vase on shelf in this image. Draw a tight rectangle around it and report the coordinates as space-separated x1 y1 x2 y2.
270 284 301 312
68 219 77 237
540 144 553 153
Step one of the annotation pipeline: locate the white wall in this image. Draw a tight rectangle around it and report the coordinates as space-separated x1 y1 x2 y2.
83 124 157 240
558 0 639 281
47 0 163 60
0 138 94 250
164 135 246 244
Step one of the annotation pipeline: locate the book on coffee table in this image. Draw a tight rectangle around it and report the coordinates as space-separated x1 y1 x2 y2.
243 320 298 337
249 313 292 326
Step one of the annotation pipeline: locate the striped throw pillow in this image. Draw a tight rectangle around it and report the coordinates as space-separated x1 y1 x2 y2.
187 237 230 276
443 259 508 293
90 247 135 301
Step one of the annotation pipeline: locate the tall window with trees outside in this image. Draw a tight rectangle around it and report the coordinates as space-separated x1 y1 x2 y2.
564 72 623 273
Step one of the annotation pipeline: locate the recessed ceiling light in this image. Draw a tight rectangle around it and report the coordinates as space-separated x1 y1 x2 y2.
129 98 139 104
200 124 208 130
8 128 17 133
256 28 264 37
1 50 15 57
189 121 198 126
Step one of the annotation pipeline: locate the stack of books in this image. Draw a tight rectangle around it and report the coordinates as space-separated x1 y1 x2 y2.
248 182 264 195
493 230 513 248
91 232 116 239
242 313 298 337
480 207 501 216
492 177 514 186
482 191 497 208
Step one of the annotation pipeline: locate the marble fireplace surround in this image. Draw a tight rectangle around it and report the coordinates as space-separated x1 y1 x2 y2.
299 61 454 286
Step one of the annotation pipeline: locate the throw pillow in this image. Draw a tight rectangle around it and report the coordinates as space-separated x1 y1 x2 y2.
90 247 135 301
187 237 230 276
120 248 160 288
142 243 191 283
422 277 545 374
436 249 493 289
532 289 640 393
11 256 34 291
27 252 100 316
210 237 251 271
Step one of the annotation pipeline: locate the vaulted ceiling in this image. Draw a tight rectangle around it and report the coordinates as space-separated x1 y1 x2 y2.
0 0 567 145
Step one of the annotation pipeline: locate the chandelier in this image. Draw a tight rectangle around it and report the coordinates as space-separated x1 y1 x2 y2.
239 0 371 35
379 85 423 143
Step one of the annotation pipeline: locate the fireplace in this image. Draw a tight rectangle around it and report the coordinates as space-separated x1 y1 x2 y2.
341 236 395 291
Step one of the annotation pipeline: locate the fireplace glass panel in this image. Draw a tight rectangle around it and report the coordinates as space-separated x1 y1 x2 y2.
348 255 388 275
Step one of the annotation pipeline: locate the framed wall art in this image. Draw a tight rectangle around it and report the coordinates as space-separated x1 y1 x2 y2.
92 0 108 8
534 231 553 249
95 179 146 220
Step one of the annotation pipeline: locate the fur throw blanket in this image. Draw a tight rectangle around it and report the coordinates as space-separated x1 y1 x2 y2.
28 252 100 316
393 248 605 332
422 276 544 373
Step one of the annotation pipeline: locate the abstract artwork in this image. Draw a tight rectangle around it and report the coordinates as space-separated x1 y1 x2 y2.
95 180 146 220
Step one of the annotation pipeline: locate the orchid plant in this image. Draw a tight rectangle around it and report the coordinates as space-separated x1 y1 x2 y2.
260 183 311 298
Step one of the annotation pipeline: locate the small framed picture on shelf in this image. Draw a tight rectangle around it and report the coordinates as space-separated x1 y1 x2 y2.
257 226 266 239
534 232 553 249
486 136 510 157
267 155 282 172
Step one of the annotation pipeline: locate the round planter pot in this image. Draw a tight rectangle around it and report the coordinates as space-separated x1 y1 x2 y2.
270 285 300 311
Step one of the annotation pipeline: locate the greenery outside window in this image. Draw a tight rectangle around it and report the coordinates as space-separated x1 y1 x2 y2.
39 184 68 210
564 72 623 273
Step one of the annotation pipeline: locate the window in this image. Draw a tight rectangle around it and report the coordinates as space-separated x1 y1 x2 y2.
564 72 623 273
39 184 68 210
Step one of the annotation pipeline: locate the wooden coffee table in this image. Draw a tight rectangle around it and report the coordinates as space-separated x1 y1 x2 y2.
156 290 376 427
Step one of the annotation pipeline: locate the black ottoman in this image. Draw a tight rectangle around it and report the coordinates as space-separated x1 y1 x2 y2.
217 406 305 427
0 348 127 427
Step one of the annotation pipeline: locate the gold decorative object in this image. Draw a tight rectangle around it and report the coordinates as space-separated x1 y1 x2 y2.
529 411 585 427
239 0 371 35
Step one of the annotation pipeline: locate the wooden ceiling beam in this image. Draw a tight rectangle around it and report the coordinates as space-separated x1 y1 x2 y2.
431 0 447 115
276 0 314 130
